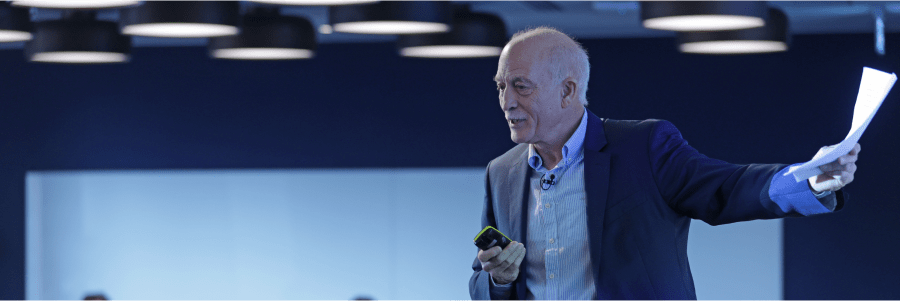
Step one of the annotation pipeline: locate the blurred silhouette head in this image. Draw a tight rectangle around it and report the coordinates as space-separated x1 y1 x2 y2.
84 293 108 300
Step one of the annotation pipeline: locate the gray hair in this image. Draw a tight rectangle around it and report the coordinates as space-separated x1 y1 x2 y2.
509 27 591 106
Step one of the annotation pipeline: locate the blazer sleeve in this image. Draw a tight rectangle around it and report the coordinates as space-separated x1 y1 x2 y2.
647 120 840 225
469 160 515 300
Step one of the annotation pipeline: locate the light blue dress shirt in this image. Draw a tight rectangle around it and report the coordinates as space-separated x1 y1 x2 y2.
490 109 595 300
488 109 836 299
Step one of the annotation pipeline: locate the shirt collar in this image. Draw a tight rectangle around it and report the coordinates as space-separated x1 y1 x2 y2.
527 108 589 171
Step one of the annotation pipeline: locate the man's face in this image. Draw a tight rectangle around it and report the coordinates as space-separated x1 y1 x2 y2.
494 39 562 145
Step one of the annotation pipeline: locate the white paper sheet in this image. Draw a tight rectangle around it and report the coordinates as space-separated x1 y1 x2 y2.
785 67 897 182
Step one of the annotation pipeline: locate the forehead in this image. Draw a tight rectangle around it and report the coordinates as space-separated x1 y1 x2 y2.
495 39 544 82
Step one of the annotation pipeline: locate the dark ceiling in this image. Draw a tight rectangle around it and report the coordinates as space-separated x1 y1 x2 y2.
1 1 898 50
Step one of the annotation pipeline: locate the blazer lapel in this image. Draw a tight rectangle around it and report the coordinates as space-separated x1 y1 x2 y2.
583 110 610 283
505 146 531 299
506 152 530 244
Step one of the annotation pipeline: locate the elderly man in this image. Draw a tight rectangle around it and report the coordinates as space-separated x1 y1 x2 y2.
468 27 860 300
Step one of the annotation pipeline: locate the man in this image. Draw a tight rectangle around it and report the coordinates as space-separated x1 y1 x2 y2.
468 27 860 300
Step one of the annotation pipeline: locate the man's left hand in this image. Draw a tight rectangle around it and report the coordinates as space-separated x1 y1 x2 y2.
808 143 860 193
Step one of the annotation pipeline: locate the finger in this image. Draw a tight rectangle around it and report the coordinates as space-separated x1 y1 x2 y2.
513 246 527 267
508 246 526 271
477 246 501 263
837 153 858 165
499 247 526 279
479 246 504 272
492 242 519 270
849 143 861 156
824 162 857 176
821 173 852 189
503 243 525 267
841 170 854 185
820 162 843 172
481 261 496 273
481 248 508 272
822 157 857 172
816 178 842 191
814 173 835 183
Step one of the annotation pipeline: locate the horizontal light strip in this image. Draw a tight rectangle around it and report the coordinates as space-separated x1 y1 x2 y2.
333 21 449 34
400 45 501 58
644 15 765 31
212 48 314 60
31 51 128 63
680 41 788 54
122 23 239 38
0 31 32 42
11 0 139 8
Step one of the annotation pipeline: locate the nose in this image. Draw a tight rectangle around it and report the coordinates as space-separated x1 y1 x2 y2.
500 89 517 112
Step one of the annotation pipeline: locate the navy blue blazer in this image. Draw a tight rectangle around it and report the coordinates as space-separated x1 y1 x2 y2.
469 110 845 300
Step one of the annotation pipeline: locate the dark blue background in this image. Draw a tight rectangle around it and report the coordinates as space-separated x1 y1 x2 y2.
1 33 898 299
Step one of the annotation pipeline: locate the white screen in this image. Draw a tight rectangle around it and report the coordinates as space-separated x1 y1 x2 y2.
27 169 781 299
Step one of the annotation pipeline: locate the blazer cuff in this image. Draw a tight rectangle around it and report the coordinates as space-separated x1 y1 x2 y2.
767 164 833 216
489 275 513 299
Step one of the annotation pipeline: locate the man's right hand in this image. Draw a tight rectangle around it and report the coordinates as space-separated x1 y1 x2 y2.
478 241 526 285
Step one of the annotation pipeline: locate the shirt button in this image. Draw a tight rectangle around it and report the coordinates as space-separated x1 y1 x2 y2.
544 203 551 209
549 238 555 244
549 273 555 279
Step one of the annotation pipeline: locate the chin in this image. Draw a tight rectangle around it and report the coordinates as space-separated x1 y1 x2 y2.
510 131 532 144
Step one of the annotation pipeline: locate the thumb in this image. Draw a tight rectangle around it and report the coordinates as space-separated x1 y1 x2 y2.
815 177 843 192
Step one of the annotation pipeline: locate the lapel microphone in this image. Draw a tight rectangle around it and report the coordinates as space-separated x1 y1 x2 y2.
540 173 557 190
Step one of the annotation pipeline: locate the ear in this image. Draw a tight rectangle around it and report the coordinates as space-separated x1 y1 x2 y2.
560 77 577 108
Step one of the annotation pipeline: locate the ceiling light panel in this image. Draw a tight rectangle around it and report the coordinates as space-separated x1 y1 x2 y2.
120 1 240 38
678 8 790 55
209 8 317 60
397 8 506 58
0 2 32 42
26 11 131 63
641 1 768 31
331 1 452 35
12 0 139 9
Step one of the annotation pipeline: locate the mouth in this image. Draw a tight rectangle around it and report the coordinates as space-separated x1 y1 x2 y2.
508 118 526 127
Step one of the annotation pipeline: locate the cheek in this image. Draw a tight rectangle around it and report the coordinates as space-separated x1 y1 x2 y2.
527 99 548 122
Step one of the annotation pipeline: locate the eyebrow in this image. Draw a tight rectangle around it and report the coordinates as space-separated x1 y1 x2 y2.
494 76 531 85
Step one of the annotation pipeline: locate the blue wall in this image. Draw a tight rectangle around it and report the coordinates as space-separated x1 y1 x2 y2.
1 33 899 299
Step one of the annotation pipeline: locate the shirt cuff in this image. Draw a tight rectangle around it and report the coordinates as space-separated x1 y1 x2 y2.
768 164 833 216
812 188 837 211
489 275 513 298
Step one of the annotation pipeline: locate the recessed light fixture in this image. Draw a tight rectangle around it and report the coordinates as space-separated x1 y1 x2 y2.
25 11 131 63
398 7 505 58
11 0 139 9
641 1 768 31
120 1 240 38
678 8 789 54
209 7 316 60
0 2 32 42
331 1 451 35
249 0 378 6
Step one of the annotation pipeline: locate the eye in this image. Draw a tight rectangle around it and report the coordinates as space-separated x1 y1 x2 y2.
513 82 533 96
496 83 505 91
